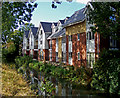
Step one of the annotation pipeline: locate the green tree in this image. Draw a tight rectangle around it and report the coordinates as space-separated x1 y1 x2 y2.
2 1 37 44
87 2 120 40
2 1 37 62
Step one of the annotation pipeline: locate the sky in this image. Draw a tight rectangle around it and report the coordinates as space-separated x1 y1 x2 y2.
30 0 90 27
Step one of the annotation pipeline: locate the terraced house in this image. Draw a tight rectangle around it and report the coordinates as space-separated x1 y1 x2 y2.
47 17 69 63
22 6 120 68
23 27 38 57
37 22 52 61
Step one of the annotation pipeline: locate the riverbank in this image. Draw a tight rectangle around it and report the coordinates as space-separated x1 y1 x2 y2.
2 64 36 96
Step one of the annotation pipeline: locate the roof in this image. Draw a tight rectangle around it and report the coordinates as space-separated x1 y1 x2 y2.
31 27 38 36
63 8 85 27
59 20 65 24
53 22 57 26
47 28 65 39
25 30 29 38
40 22 52 32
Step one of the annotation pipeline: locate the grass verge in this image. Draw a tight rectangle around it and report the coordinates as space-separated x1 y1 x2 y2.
2 64 36 96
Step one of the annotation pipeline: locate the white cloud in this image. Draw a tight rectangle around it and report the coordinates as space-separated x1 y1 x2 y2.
75 0 90 4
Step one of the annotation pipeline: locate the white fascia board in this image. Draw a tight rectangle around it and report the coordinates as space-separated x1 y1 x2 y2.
45 32 51 34
28 29 31 38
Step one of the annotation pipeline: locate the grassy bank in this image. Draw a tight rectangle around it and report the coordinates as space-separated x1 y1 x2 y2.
2 64 36 96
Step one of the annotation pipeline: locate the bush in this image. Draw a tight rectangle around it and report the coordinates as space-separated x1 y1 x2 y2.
15 55 33 69
91 50 120 94
2 43 17 63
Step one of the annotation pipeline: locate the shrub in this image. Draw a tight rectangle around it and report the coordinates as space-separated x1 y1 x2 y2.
91 49 120 94
15 55 33 69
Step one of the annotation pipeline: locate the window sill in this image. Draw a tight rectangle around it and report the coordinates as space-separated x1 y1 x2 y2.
109 48 119 50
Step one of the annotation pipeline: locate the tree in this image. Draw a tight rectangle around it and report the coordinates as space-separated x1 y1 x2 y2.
2 1 37 44
52 0 72 8
2 1 37 62
87 2 120 40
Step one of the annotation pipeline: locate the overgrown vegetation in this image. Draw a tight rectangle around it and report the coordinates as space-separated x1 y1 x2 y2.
14 55 92 96
2 64 36 96
15 56 92 86
91 50 120 94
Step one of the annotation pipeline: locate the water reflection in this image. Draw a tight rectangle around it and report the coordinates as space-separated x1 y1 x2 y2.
27 71 112 97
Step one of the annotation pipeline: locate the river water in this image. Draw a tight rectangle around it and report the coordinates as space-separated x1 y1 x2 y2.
24 70 116 98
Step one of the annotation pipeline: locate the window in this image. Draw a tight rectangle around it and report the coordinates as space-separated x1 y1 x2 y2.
78 52 80 60
89 32 91 40
110 36 117 48
92 32 94 39
78 33 80 41
69 35 72 41
87 53 95 68
40 30 42 35
87 32 89 40
88 32 94 40
56 52 58 61
40 41 42 44
50 40 52 49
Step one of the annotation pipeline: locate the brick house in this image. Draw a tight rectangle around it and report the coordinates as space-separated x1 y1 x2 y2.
63 8 86 67
22 5 119 68
47 18 68 62
85 3 120 68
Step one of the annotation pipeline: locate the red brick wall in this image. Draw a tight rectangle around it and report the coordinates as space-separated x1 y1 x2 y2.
26 50 29 55
43 49 49 61
72 33 86 67
38 49 40 61
29 50 31 56
32 49 34 59
95 32 109 61
48 40 51 61
66 35 69 65
52 39 56 62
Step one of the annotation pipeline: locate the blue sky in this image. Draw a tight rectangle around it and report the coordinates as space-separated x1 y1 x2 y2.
30 1 86 27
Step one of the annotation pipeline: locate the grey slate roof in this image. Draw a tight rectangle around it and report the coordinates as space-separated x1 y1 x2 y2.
53 22 57 26
31 27 38 36
47 28 65 39
25 30 29 38
40 22 52 32
59 20 65 24
63 8 85 27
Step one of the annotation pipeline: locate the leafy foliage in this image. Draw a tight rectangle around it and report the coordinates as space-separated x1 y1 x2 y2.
91 50 120 94
15 55 33 69
2 2 37 44
38 78 56 96
87 2 120 40
2 42 17 63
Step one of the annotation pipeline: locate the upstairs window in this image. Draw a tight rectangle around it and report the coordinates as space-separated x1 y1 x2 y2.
40 41 42 44
50 40 52 49
87 31 94 40
69 35 72 41
78 52 80 60
40 30 42 35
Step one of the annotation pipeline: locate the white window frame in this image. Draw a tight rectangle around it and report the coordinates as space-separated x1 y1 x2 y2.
77 33 80 41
